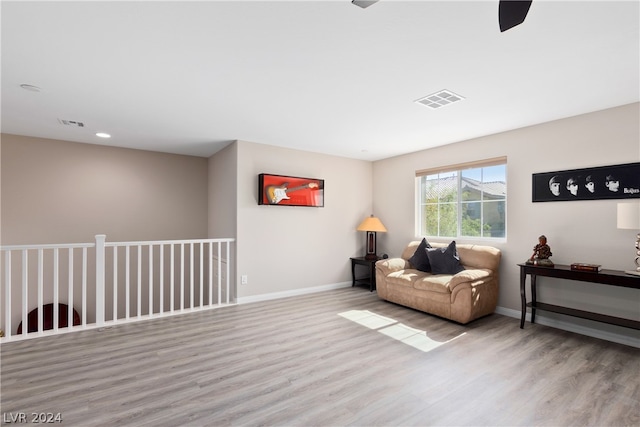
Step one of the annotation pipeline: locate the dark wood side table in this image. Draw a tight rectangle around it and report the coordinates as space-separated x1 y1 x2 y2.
350 256 381 292
518 263 640 330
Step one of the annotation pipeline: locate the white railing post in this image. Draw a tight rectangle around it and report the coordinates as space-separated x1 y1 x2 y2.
68 248 74 329
4 251 12 337
53 248 59 331
226 241 230 304
95 234 106 327
82 248 87 326
38 249 44 333
21 250 28 335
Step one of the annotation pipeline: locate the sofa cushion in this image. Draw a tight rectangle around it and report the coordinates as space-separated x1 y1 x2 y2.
386 270 423 288
456 245 502 271
413 275 451 293
375 258 410 277
448 269 492 290
408 238 432 272
427 240 465 275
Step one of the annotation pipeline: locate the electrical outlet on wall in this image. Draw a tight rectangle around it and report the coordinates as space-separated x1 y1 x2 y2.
241 275 248 285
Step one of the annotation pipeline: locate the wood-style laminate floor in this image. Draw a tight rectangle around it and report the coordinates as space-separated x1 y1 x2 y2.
1 287 639 427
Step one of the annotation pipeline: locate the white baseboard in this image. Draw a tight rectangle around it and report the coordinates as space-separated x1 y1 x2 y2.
495 306 640 348
237 281 352 305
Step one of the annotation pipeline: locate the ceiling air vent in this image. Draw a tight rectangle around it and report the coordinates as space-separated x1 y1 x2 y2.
58 119 85 128
415 90 465 110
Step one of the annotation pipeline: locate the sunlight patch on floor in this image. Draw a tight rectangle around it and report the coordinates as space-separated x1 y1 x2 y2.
338 309 465 353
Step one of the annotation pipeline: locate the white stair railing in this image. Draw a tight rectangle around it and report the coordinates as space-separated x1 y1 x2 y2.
0 235 235 341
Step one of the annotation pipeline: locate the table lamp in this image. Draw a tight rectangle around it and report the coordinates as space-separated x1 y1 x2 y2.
617 201 640 276
357 215 387 260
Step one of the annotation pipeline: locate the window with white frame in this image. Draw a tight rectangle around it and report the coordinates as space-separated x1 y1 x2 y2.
416 157 507 239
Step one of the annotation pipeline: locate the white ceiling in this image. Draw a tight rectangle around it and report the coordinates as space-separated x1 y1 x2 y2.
2 1 638 161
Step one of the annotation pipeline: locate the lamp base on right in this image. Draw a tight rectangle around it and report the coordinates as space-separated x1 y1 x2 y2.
625 231 640 276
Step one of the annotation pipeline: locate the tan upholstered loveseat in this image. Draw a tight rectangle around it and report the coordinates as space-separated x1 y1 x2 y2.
375 240 501 324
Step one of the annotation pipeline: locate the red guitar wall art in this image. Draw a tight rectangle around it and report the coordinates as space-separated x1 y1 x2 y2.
265 182 319 204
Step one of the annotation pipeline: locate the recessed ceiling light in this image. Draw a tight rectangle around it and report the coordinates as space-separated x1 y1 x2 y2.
96 132 111 138
415 89 465 110
20 84 41 92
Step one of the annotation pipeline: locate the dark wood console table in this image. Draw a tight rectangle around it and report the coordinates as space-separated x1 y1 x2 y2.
518 263 640 330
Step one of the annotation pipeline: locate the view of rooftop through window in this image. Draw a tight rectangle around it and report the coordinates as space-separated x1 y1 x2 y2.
417 163 506 239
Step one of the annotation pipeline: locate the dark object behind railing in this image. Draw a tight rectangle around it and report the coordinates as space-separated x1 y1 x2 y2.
16 303 81 334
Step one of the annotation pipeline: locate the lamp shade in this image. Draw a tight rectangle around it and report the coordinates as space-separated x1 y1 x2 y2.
356 215 387 232
617 202 640 230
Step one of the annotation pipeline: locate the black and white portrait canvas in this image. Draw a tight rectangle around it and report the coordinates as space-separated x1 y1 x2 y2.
532 162 640 202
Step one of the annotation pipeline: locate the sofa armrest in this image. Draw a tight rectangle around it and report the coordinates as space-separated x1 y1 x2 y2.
375 258 411 276
448 268 492 290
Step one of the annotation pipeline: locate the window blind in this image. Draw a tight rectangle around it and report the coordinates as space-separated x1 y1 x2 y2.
415 156 507 177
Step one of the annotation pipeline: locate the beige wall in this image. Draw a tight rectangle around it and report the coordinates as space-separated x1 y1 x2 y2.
234 140 372 300
208 141 237 239
1 134 208 244
208 141 238 301
373 102 640 343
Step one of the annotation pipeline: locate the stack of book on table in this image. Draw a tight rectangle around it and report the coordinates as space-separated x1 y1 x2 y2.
570 263 602 272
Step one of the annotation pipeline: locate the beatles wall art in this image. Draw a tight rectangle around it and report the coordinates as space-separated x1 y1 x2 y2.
532 162 640 202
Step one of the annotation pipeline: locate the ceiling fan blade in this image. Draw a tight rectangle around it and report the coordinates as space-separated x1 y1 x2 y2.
352 0 379 9
499 0 533 32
